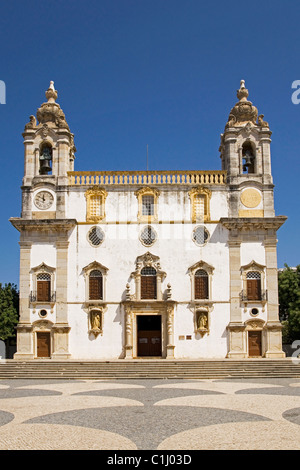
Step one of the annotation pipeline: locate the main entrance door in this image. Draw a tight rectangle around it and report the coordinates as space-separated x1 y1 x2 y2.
137 315 161 357
37 332 51 358
248 331 262 357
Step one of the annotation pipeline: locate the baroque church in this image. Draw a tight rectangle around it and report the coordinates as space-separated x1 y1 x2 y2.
10 80 287 360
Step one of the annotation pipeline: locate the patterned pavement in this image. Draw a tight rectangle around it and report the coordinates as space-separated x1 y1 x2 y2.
0 378 300 450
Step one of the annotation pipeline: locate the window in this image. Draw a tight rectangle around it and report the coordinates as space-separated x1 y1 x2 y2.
135 187 160 222
89 270 103 300
246 271 262 301
240 261 266 307
30 263 56 308
88 226 105 246
188 260 214 304
37 273 51 301
130 252 166 301
82 261 108 304
195 269 209 299
85 187 108 223
189 187 211 223
142 195 154 216
192 226 209 246
141 267 157 300
140 226 157 246
194 194 205 222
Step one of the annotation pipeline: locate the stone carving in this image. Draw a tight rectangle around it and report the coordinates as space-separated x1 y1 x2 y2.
257 114 269 127
89 309 103 337
24 115 37 129
240 188 262 208
226 80 258 127
195 310 209 335
36 81 70 130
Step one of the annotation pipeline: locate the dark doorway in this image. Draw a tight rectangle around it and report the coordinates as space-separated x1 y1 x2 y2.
137 315 161 357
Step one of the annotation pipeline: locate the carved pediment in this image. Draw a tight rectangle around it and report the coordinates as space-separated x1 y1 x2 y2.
82 261 109 275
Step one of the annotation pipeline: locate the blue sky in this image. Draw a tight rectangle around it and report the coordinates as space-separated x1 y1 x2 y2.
0 0 299 286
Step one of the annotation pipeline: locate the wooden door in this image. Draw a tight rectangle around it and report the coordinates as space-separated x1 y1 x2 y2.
141 274 157 299
37 332 51 358
89 275 103 300
247 279 261 300
138 331 161 356
37 280 50 302
137 315 161 356
248 331 262 357
195 270 209 299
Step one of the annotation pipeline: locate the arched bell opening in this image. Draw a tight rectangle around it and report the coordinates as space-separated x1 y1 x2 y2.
242 141 256 174
39 142 53 175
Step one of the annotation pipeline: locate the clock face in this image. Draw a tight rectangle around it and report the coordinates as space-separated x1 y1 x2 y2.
34 191 54 210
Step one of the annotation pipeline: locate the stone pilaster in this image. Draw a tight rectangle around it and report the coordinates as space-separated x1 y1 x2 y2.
227 232 247 358
124 304 133 359
14 240 34 359
52 237 71 359
166 304 175 359
264 233 285 358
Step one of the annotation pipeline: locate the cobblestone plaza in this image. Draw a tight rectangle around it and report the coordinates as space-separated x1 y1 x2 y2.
0 378 300 450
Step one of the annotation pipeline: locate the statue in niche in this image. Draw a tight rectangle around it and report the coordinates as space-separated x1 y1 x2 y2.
197 311 208 331
90 310 102 331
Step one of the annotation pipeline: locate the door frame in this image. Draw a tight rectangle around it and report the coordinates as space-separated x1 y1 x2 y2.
123 300 177 359
137 314 162 357
248 330 262 357
36 331 51 358
134 311 164 358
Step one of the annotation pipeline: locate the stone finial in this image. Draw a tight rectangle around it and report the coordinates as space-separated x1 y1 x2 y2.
36 80 70 130
45 80 58 103
237 79 249 102
225 79 258 127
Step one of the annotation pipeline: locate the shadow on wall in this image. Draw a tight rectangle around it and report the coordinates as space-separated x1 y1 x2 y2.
0 340 16 359
0 340 5 359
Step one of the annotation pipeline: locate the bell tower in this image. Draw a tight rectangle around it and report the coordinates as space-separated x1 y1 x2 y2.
220 80 287 359
21 81 76 218
219 80 274 217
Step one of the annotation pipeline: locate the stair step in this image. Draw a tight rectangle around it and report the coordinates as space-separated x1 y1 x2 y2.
0 359 299 379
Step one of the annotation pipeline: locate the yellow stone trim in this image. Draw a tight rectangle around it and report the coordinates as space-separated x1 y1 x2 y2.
68 170 227 186
135 186 160 223
85 186 108 223
240 188 262 208
238 209 264 218
188 186 212 223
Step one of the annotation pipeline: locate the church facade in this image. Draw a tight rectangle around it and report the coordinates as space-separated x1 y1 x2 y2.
10 80 287 360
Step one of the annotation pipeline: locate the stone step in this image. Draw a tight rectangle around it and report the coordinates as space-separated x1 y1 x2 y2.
0 359 300 379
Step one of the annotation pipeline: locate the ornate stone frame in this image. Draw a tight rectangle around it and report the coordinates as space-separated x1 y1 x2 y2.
30 262 56 312
82 260 109 305
188 260 214 335
245 318 266 357
240 260 267 311
188 260 214 302
188 186 212 223
82 261 108 338
122 301 176 359
130 252 166 301
32 319 54 358
135 187 160 223
88 307 105 337
85 186 108 223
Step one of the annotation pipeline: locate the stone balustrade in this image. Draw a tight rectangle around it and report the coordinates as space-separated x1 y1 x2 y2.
68 170 227 186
